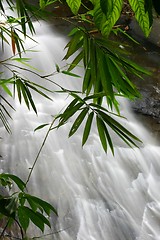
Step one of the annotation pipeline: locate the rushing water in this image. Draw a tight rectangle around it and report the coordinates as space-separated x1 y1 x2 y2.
1 21 160 239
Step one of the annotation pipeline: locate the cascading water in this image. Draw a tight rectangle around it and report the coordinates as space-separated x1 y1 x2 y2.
0 20 160 240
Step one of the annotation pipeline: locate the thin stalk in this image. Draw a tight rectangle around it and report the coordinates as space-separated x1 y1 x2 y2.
25 117 56 186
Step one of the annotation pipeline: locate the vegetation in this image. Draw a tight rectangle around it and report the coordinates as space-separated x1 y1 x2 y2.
0 0 159 238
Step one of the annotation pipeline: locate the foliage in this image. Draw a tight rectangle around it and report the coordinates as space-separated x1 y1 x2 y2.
0 0 158 238
0 173 57 238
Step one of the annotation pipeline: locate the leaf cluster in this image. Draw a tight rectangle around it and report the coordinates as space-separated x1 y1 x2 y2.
64 0 160 37
64 27 150 108
56 93 142 153
0 173 57 237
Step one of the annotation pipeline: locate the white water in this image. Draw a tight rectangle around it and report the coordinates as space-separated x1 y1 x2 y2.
1 21 160 239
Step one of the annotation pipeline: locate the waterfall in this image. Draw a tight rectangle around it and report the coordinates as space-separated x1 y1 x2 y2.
0 21 160 240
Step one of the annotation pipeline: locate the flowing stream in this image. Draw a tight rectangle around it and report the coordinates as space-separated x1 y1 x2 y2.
1 21 160 240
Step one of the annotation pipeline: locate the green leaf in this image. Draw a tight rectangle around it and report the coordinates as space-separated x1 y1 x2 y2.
0 198 14 217
0 173 26 191
6 197 18 215
100 0 113 16
39 0 46 9
94 0 123 36
96 49 114 100
19 206 45 232
66 0 81 14
103 124 114 155
69 107 89 137
19 81 30 109
36 211 51 228
82 112 94 146
16 79 22 103
68 51 83 71
58 102 84 127
1 84 12 97
83 33 90 68
101 0 123 36
64 30 83 60
62 70 81 78
128 0 152 37
24 85 37 114
25 83 52 101
25 194 57 216
97 110 142 146
94 2 105 29
83 66 91 93
96 115 107 152
18 206 30 232
34 124 50 132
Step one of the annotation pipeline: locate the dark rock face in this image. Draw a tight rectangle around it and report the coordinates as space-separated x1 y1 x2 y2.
131 72 160 122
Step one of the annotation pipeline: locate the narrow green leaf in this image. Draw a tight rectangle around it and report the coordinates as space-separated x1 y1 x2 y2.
16 79 22 103
83 66 91 93
1 84 12 97
18 206 30 232
96 115 107 152
64 30 83 60
20 206 44 232
69 107 89 137
25 194 57 216
0 198 14 217
83 33 90 68
19 81 30 109
36 212 51 228
58 102 84 126
62 70 81 78
34 124 49 132
82 112 94 145
97 49 114 100
25 83 52 101
0 173 26 191
103 124 114 155
6 197 18 214
24 85 37 114
68 51 83 71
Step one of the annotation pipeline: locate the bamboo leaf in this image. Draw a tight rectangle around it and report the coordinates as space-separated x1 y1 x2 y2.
96 115 107 152
18 206 30 232
83 66 91 93
25 194 57 216
62 70 81 78
0 173 26 191
11 28 16 55
34 124 49 132
97 49 114 100
68 51 83 71
19 206 45 232
24 85 37 114
82 112 94 145
64 30 83 60
69 107 89 137
1 84 12 97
